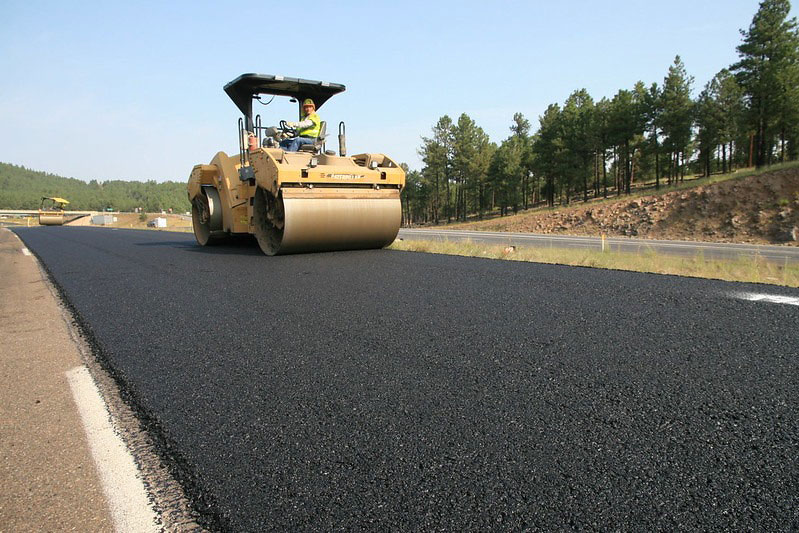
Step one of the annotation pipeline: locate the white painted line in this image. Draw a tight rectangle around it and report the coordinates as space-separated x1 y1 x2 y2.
734 292 799 306
65 366 159 532
21 247 31 256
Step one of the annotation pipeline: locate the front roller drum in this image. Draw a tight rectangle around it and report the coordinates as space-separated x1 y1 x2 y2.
39 214 65 226
253 186 402 255
191 186 225 245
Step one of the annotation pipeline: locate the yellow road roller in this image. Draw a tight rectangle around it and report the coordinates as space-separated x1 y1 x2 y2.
187 73 405 255
38 197 69 225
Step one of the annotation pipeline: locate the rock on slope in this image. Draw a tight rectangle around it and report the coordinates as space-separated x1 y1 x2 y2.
458 167 799 245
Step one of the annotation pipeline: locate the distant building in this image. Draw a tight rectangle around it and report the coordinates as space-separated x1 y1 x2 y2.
91 214 114 225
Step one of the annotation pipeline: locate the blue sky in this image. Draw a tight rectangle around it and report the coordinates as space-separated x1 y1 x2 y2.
1 0 795 182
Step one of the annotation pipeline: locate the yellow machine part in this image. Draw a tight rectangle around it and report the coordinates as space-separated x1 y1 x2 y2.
188 148 405 255
38 212 65 226
277 188 401 254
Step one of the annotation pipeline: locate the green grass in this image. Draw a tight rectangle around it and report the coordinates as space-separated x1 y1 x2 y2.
389 239 799 288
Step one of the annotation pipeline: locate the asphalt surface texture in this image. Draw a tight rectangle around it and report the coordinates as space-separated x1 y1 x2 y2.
13 226 799 531
398 228 799 264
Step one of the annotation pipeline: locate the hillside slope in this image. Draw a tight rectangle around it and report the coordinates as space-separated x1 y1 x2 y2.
455 166 799 245
0 162 189 213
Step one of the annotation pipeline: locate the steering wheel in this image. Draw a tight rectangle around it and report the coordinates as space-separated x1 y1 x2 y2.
279 120 297 137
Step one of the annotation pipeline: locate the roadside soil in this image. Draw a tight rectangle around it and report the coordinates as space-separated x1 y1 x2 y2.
67 212 192 231
450 166 799 246
0 229 113 531
3 213 192 231
2 227 209 531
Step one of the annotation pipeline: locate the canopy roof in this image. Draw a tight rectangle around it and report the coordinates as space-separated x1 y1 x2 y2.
42 197 69 204
224 73 346 119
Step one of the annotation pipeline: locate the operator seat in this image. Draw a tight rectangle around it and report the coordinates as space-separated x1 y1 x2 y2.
298 121 327 153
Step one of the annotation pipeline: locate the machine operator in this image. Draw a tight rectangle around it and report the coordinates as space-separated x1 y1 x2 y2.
280 98 321 152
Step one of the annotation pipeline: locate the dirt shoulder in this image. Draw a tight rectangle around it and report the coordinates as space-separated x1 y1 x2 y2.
450 166 799 246
0 229 113 531
67 212 193 231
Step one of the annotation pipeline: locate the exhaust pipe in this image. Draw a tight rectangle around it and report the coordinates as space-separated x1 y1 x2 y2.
338 121 347 157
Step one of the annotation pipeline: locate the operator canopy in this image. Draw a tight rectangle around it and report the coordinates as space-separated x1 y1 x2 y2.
42 197 69 205
224 73 346 121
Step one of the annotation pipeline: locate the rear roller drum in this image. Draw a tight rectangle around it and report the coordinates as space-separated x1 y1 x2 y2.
191 186 225 245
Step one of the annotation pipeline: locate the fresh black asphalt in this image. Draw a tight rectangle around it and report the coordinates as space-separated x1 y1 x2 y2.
12 227 799 531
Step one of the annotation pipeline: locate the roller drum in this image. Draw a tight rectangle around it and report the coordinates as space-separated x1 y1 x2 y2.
39 214 64 226
254 187 401 255
191 186 225 245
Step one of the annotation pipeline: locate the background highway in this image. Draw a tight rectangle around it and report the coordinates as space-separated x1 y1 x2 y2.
398 228 799 263
13 227 799 531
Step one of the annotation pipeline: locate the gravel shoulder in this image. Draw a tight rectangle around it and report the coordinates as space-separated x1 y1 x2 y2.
0 228 113 531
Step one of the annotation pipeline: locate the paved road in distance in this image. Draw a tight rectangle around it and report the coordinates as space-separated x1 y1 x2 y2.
13 227 799 531
399 228 799 263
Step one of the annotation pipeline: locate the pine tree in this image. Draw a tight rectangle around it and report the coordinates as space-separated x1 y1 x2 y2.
607 89 644 194
419 116 454 223
717 70 745 170
696 80 724 177
731 0 799 166
560 90 596 202
660 56 695 182
531 104 564 207
452 114 480 221
400 168 429 225
489 136 523 216
593 98 612 197
510 113 533 208
637 82 663 189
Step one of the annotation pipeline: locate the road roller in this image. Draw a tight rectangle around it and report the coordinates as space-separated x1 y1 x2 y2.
38 196 69 225
187 73 405 255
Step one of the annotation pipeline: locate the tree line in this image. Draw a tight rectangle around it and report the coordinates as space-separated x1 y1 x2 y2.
402 0 799 225
0 162 190 213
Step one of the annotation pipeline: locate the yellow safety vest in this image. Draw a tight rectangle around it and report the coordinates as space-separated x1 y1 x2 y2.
299 112 321 138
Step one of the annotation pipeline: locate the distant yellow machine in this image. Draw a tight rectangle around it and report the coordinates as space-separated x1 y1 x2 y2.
38 197 69 225
187 73 405 255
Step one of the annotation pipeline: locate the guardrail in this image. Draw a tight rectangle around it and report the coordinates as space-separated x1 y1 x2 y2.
0 210 99 216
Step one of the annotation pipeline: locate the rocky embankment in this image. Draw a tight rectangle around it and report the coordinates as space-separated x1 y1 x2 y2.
459 166 799 245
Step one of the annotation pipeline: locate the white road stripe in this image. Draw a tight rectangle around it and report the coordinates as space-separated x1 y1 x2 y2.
21 247 31 256
734 292 799 306
65 366 159 532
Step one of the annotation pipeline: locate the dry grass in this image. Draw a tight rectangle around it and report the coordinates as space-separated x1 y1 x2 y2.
103 213 193 231
0 217 39 227
638 160 799 193
54 213 194 232
450 160 799 228
389 239 799 288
